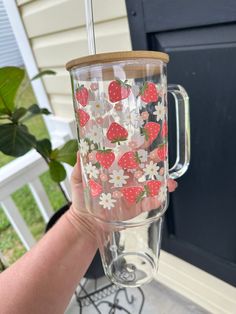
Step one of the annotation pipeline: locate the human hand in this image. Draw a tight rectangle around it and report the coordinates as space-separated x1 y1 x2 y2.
67 152 97 239
69 152 178 226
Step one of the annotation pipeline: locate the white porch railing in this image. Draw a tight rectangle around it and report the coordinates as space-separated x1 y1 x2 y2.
0 117 76 251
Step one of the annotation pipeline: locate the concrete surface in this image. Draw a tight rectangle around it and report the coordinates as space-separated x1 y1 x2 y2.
66 276 210 314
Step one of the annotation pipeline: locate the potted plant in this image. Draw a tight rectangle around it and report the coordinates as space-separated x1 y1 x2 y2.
0 66 104 278
0 66 77 199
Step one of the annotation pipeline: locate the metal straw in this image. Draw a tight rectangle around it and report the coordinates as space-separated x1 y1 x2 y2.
84 0 96 55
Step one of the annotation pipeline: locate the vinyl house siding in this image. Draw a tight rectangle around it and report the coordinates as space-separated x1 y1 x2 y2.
0 0 23 67
17 0 131 118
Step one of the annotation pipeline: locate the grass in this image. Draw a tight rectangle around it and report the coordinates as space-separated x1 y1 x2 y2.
0 74 67 265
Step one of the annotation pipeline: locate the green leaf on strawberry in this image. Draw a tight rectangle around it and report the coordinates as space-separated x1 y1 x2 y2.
136 190 145 203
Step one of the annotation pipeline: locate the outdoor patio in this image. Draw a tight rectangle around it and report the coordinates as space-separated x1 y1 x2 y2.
65 277 209 314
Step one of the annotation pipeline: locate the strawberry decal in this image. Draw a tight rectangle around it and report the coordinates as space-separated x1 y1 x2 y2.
118 151 141 169
142 122 160 145
122 186 144 204
76 109 90 127
107 122 128 143
161 121 168 138
146 180 162 197
156 144 167 161
140 82 158 103
89 179 102 197
75 84 89 106
108 79 131 103
96 149 115 169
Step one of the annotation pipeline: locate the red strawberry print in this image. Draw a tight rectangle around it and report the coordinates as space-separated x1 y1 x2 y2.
89 179 102 197
140 82 158 103
108 79 131 103
156 144 167 161
76 109 90 127
162 121 168 138
75 84 89 106
118 151 141 169
96 149 115 169
107 122 128 143
146 180 162 197
122 186 144 204
142 122 160 145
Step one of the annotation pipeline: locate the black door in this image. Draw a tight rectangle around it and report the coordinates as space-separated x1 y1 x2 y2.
126 0 236 286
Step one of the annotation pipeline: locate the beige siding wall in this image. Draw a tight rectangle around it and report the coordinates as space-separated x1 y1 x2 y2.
17 0 131 118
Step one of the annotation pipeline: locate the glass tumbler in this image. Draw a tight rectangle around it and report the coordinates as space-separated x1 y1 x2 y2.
66 51 190 287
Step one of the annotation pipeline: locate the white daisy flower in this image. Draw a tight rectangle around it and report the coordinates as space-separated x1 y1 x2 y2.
143 161 160 179
90 100 105 116
158 185 167 202
153 102 165 121
137 149 148 163
79 139 89 156
99 193 116 210
85 162 99 179
109 169 129 188
89 125 103 144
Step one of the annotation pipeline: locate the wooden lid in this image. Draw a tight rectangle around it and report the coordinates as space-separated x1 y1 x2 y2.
66 50 169 71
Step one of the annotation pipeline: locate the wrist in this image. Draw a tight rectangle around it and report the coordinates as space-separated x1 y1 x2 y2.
65 205 97 243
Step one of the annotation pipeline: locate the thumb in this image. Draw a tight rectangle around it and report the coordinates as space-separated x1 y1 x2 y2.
71 152 82 185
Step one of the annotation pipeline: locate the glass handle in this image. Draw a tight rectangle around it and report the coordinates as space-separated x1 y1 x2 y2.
167 84 190 179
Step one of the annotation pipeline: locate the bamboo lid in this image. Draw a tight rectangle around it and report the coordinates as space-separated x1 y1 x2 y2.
66 50 169 71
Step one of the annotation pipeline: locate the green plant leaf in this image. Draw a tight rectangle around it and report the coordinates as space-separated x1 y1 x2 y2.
0 67 25 113
21 104 51 122
31 70 56 81
0 107 9 116
28 104 51 115
49 160 66 182
56 139 78 166
11 107 27 122
0 123 36 157
36 139 52 158
50 148 59 160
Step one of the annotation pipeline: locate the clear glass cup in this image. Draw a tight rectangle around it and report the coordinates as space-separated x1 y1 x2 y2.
97 216 163 287
66 51 190 287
